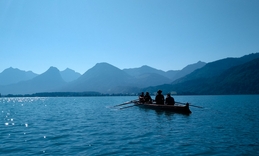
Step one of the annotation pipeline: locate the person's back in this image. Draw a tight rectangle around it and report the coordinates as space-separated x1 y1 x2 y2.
144 92 152 104
165 94 175 105
155 90 164 104
139 92 145 103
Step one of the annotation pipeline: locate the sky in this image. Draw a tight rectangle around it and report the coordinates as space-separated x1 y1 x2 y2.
0 0 259 74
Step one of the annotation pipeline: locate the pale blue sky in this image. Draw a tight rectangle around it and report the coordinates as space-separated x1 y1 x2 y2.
1 0 258 74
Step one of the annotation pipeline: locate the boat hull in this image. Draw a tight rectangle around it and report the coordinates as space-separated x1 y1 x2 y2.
134 102 192 114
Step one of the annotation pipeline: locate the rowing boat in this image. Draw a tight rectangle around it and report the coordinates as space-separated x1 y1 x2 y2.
134 102 192 114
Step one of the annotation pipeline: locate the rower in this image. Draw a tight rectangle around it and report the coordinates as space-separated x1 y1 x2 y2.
155 90 164 105
139 92 145 103
144 92 152 104
165 93 175 105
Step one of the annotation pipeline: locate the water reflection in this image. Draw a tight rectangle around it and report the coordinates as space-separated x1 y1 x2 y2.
0 96 258 155
137 106 190 117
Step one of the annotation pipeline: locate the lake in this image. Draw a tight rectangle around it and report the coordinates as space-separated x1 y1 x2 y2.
1 95 259 155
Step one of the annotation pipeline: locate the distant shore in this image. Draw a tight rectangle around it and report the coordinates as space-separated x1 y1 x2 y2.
0 92 138 98
1 92 258 98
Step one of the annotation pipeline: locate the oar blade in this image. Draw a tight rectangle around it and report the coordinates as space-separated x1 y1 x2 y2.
175 101 203 108
113 99 138 107
189 104 203 108
120 103 142 110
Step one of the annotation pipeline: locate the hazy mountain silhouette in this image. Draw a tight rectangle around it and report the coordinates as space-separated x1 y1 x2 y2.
1 53 258 95
123 65 168 77
123 65 173 87
169 57 259 95
171 61 206 81
60 68 81 82
132 73 172 88
164 70 179 80
173 53 259 84
0 67 38 85
206 57 259 94
0 67 66 95
62 63 134 93
123 62 206 81
143 53 259 95
63 63 180 93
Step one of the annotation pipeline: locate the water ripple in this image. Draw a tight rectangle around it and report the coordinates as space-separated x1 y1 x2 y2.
0 96 259 155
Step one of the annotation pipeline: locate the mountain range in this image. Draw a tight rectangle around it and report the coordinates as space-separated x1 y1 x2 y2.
0 61 205 95
0 67 81 85
0 67 38 85
0 52 258 95
143 53 259 95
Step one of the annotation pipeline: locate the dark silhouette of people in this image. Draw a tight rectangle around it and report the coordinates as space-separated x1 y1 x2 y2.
155 90 164 104
139 92 145 103
165 93 175 105
144 92 152 104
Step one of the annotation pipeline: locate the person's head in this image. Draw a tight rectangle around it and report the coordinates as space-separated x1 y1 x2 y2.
145 92 149 95
141 92 144 95
157 90 162 94
167 93 171 97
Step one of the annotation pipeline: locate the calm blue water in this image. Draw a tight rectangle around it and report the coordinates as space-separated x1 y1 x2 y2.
1 95 259 155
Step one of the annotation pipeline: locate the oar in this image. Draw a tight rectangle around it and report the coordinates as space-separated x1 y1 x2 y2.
120 103 142 110
113 99 138 107
175 102 203 108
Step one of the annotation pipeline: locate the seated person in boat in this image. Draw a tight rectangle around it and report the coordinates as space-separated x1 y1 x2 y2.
139 92 145 103
155 90 164 105
144 92 152 104
165 93 175 105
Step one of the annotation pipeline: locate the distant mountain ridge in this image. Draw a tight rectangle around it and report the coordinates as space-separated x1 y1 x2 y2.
123 65 168 77
144 53 259 95
171 61 206 81
0 61 205 95
0 67 81 86
173 53 259 84
60 68 81 82
123 61 206 81
0 67 38 85
211 57 259 94
0 67 66 95
62 63 134 93
1 52 258 95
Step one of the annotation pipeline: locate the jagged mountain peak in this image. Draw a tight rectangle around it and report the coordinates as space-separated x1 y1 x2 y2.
5 67 15 70
96 62 111 65
62 68 74 72
93 62 120 70
181 61 206 70
139 65 161 71
2 67 36 74
34 67 63 82
123 65 165 77
0 67 38 85
140 65 152 68
81 62 123 76
47 66 60 72
60 68 81 82
2 67 22 73
65 62 132 93
125 65 158 70
61 68 81 75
